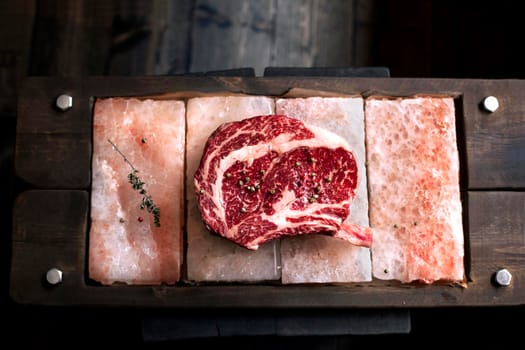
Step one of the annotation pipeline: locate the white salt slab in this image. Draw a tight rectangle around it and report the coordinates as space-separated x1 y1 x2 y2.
185 96 280 282
365 97 464 284
276 97 372 283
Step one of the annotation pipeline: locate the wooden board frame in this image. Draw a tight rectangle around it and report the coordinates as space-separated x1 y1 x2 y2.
11 77 525 307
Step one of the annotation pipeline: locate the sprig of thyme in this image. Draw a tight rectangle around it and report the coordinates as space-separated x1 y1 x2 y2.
108 139 161 227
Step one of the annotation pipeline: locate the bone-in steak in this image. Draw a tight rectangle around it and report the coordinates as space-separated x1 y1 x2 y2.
194 114 372 250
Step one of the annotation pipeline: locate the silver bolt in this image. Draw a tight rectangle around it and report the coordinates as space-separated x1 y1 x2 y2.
482 96 499 112
494 268 512 287
56 94 73 111
46 268 63 285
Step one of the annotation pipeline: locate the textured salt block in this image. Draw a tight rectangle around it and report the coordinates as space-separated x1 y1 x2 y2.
186 96 280 282
89 98 185 285
276 97 371 283
365 97 464 284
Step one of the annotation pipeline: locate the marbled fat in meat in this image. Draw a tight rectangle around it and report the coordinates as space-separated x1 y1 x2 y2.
194 114 366 251
185 96 280 282
276 97 372 283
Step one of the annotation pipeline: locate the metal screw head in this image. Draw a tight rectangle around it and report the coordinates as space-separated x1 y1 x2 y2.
494 268 512 287
482 96 499 112
56 94 73 111
46 268 63 285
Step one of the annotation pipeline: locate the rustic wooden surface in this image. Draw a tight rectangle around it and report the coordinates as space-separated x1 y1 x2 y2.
15 79 90 188
15 0 376 78
0 0 34 118
11 76 525 308
190 0 358 76
14 77 525 189
3 0 525 347
28 0 114 76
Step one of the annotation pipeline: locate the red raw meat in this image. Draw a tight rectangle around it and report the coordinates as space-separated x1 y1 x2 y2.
194 114 372 250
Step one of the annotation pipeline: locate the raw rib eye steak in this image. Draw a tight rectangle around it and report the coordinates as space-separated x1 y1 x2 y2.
194 114 372 250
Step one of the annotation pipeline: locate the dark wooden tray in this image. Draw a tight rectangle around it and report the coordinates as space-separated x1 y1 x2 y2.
10 77 525 308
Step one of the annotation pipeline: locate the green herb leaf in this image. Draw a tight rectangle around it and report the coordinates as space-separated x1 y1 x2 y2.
108 139 161 227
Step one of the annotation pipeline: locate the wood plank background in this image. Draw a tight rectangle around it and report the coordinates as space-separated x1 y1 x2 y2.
21 0 377 78
4 0 525 117
2 0 525 348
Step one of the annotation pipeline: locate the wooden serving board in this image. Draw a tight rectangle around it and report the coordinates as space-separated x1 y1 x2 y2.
10 77 525 308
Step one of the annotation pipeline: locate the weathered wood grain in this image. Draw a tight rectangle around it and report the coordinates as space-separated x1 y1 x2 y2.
29 0 114 76
12 190 88 243
11 76 525 307
271 0 314 69
107 0 194 75
462 80 525 189
152 0 194 74
190 0 359 76
15 77 525 189
0 0 35 117
271 0 355 70
307 0 354 67
10 190 88 305
15 133 91 189
468 192 525 290
17 0 378 79
190 0 276 76
15 78 90 188
353 0 378 67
